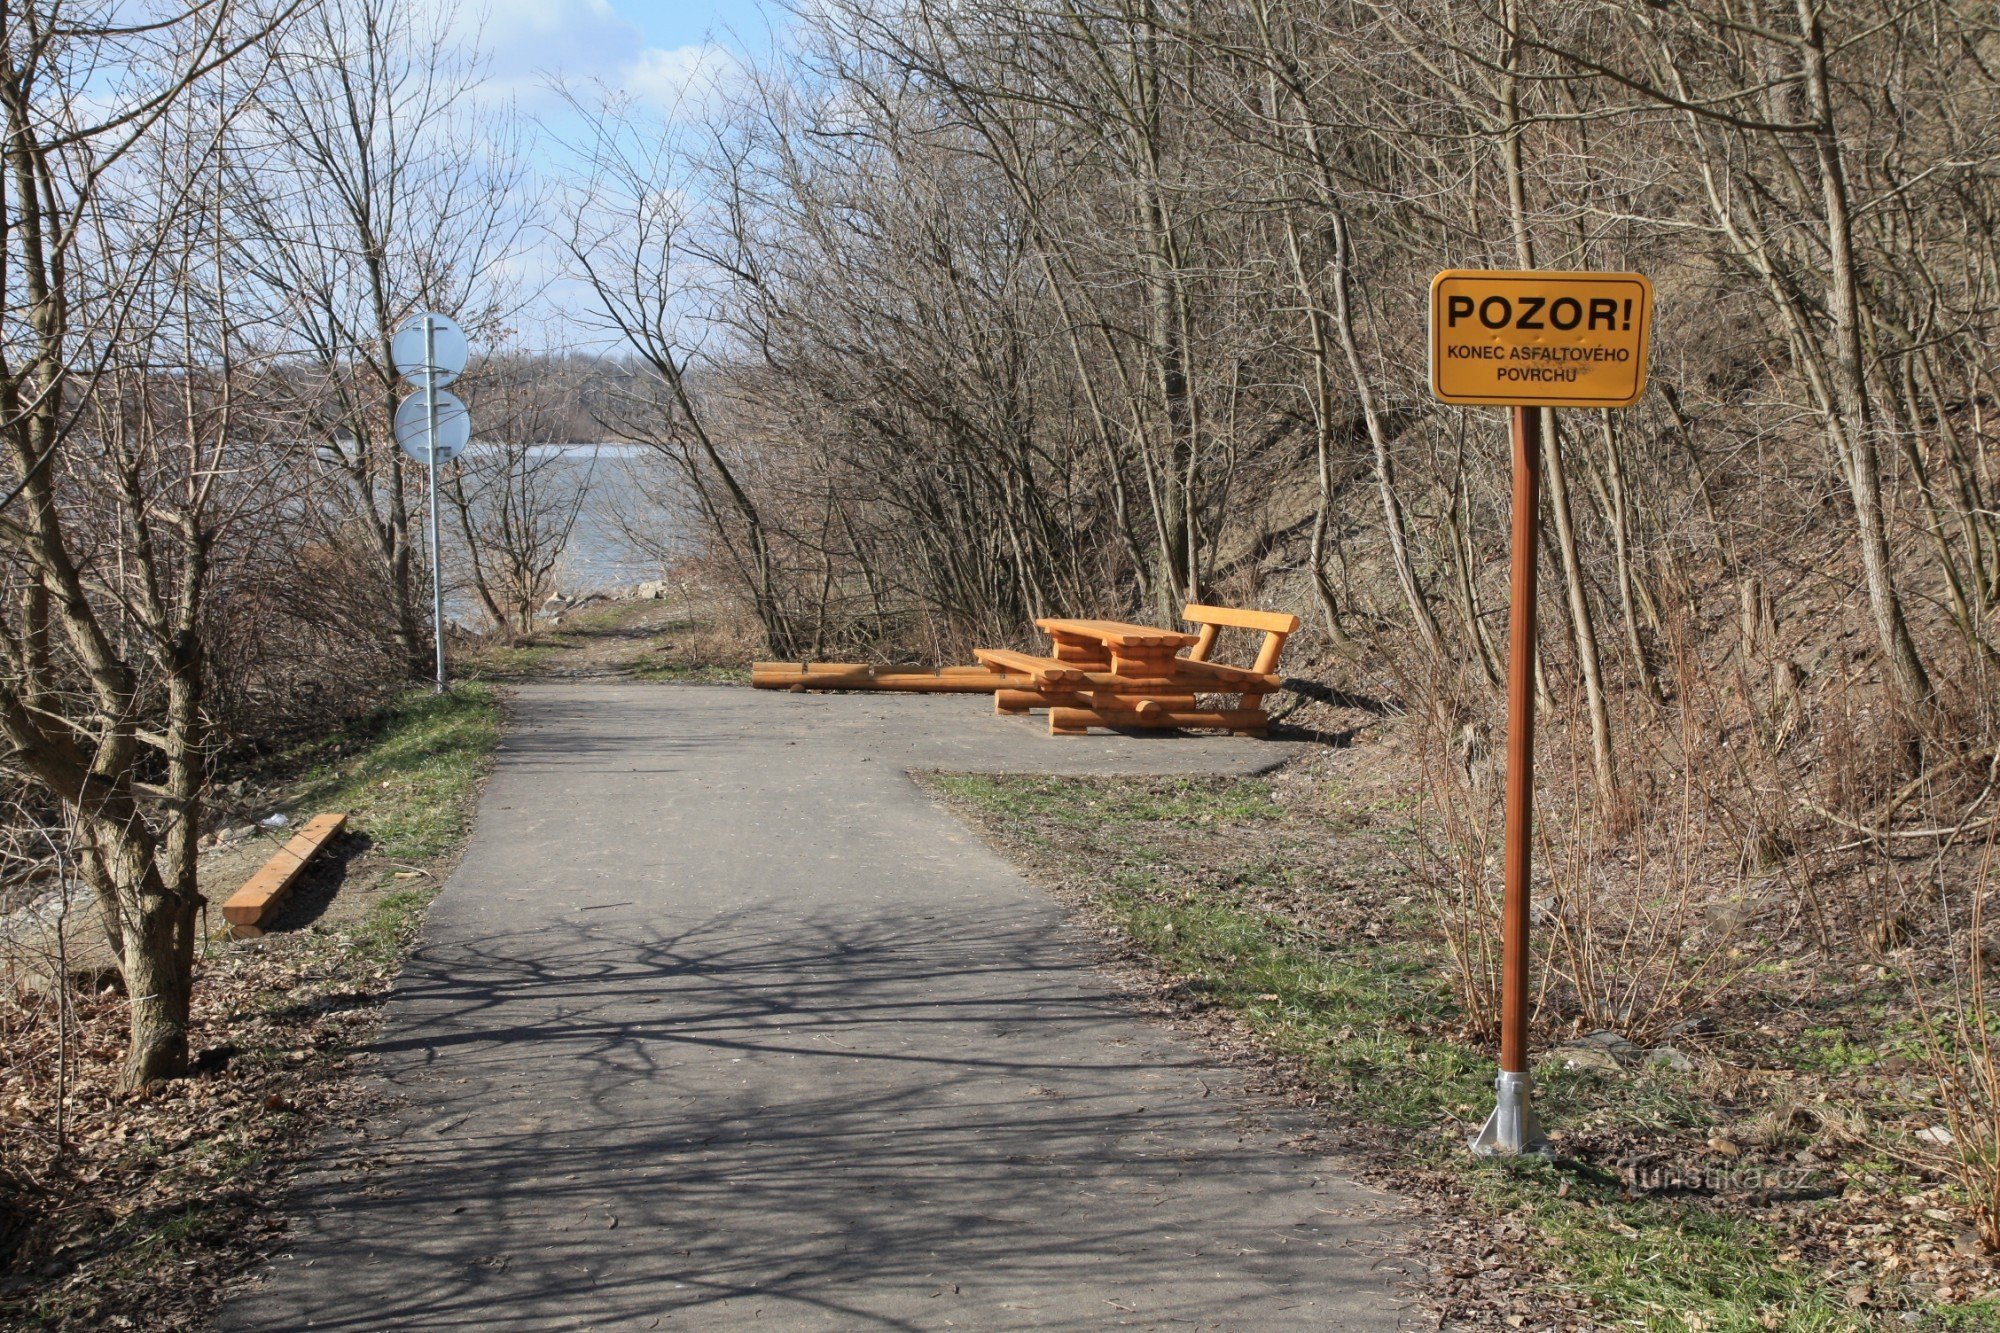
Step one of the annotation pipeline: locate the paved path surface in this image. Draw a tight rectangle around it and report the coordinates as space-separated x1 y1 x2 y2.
222 684 1414 1330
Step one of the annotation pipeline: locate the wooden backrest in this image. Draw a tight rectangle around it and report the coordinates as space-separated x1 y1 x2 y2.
1181 603 1300 675
1183 604 1301 635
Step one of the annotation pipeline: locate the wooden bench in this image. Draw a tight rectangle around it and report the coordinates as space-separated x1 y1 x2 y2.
222 812 348 939
971 647 1088 687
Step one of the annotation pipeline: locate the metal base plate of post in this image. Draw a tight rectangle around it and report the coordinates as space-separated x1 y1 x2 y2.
1468 1071 1550 1157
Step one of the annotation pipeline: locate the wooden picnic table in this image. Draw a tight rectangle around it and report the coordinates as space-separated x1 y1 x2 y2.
1036 618 1200 650
754 602 1300 739
978 606 1299 736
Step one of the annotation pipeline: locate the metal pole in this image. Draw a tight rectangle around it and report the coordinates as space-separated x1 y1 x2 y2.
425 315 445 694
1471 403 1550 1157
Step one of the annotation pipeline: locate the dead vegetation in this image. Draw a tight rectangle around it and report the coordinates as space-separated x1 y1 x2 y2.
2 913 410 1328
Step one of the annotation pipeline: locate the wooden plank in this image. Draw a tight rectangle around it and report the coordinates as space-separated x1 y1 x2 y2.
1180 604 1302 635
995 686 1084 714
1167 658 1283 690
1034 617 1199 650
1110 648 1182 678
973 647 1087 686
885 664 1000 677
223 813 349 938
1138 694 1198 710
1249 633 1290 677
748 660 872 676
998 663 1279 694
867 671 1014 693
750 662 873 688
1047 638 1112 666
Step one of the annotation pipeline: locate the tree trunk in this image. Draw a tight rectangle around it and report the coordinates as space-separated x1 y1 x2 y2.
1543 414 1618 799
1796 0 1933 711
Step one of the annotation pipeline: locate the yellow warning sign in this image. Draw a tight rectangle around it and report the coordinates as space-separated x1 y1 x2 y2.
1429 270 1652 408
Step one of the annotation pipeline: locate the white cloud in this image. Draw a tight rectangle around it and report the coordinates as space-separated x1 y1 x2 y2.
623 42 741 119
452 0 648 108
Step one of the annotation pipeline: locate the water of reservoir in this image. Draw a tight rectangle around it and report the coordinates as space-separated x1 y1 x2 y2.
442 443 692 624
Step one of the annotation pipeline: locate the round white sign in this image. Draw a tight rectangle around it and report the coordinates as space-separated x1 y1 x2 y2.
394 389 472 464
391 311 468 387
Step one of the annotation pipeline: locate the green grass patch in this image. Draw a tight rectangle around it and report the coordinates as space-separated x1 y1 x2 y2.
552 601 644 635
1935 1294 2000 1328
349 885 443 968
287 684 500 861
927 772 1279 829
1467 1162 1859 1330
631 656 748 683
462 641 558 676
1104 879 1486 1126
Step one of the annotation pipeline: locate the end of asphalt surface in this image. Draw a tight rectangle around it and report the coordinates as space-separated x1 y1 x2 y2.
220 684 1418 1330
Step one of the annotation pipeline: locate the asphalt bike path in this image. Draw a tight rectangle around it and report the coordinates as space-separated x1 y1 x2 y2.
222 682 1413 1329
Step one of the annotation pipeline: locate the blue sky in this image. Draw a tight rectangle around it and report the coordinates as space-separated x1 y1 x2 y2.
468 0 784 113
447 0 790 336
587 0 774 47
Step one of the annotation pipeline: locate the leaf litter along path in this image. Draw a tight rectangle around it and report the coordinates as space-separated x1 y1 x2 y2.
218 682 1422 1329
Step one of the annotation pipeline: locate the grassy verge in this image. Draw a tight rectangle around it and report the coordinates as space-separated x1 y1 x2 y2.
1110 882 1849 1328
454 600 647 680
925 773 1281 832
458 641 558 677
629 655 748 683
921 771 1988 1330
0 684 501 1328
627 612 752 683
286 683 501 860
456 597 754 683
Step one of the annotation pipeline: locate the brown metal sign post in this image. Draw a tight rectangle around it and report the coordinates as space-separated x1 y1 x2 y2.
1428 270 1653 1156
1470 403 1550 1155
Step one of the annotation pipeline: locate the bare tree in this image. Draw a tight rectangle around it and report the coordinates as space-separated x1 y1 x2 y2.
0 0 297 1088
557 90 805 654
229 0 532 678
1507 0 1992 714
446 355 593 638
